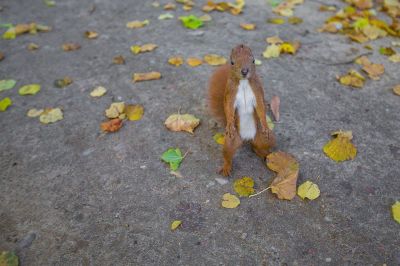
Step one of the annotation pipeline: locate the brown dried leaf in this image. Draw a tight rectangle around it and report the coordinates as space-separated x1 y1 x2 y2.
113 55 125 65
101 118 123 132
270 95 280 122
362 63 384 80
164 113 200 134
393 85 400 96
132 72 161 82
62 43 81 51
85 30 98 39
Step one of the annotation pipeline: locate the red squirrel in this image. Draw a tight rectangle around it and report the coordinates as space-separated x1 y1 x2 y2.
208 44 275 176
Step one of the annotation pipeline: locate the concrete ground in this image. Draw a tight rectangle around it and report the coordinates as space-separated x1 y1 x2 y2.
0 0 399 265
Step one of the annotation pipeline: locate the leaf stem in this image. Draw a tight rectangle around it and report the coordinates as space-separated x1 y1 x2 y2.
249 187 271 198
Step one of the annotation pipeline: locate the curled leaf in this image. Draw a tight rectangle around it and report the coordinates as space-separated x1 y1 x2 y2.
221 193 240 208
101 118 123 132
132 72 161 82
171 220 182 230
105 102 125 119
164 113 200 134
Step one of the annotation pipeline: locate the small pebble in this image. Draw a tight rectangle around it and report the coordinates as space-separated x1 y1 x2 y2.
140 165 147 169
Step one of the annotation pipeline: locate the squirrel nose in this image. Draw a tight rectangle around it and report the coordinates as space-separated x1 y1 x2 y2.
241 68 249 76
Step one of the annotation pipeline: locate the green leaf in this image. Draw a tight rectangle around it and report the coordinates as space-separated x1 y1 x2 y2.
161 148 183 170
179 15 203 30
43 0 56 7
0 23 13 29
0 97 12 111
0 251 19 266
268 0 282 7
0 80 16 92
19 84 41 95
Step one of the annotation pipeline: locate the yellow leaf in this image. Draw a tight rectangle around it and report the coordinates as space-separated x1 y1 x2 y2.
164 113 200 134
85 30 98 39
362 63 384 80
62 42 81 51
267 18 285 24
171 220 182 230
113 55 125 64
105 102 125 119
297 181 320 200
164 3 176 10
392 201 400 224
362 25 387 40
126 20 149 29
233 176 255 197
125 104 144 121
240 23 256 30
323 131 357 162
90 86 107 97
263 44 281 59
130 43 158 54
338 69 365 88
19 84 41 95
213 133 225 145
221 193 240 208
39 108 63 124
199 14 212 22
393 85 400 96
27 42 39 50
130 45 141 54
267 151 298 173
280 42 295 54
266 36 283 45
204 54 227 66
389 54 400 63
186 57 203 67
132 72 162 82
0 97 12 111
27 108 44 117
288 16 303 24
168 56 184 66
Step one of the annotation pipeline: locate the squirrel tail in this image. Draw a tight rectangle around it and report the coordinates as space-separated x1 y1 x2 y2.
208 64 229 125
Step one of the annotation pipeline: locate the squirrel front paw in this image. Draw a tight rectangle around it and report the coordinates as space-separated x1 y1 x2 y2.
225 124 236 139
218 165 232 177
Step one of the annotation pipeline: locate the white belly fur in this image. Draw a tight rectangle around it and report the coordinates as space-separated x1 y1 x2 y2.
234 80 256 140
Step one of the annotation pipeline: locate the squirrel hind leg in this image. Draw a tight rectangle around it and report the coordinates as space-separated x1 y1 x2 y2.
251 129 276 160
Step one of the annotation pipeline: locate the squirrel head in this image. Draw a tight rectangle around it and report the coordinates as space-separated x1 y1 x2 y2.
229 44 255 80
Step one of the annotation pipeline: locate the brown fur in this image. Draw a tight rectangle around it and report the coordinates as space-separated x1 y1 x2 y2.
208 44 276 176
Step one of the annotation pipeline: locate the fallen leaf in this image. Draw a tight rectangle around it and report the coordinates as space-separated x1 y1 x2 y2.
0 251 18 266
168 56 184 66
337 69 365 88
105 102 125 119
280 42 299 54
27 42 39 50
164 3 176 10
152 2 160 8
213 133 224 145
161 148 184 170
288 16 303 24
179 15 203 30
362 63 384 80
199 14 212 22
54 76 73 88
0 79 16 92
85 30 98 39
132 72 161 82
130 43 158 54
39 108 63 124
125 104 144 121
240 23 256 30
263 44 281 59
62 43 81 51
221 193 240 208
164 113 200 134
27 108 44 117
319 5 337 12
186 57 203 67
171 220 182 230
266 36 283 45
43 0 56 7
270 95 280 121
170 170 184 178
113 55 125 64
204 54 227 66
267 18 285 24
351 0 373 9
323 130 357 162
90 86 107 97
297 181 320 200
101 118 123 132
158 13 174 20
183 5 192 11
393 85 400 96
126 20 149 29
0 97 12 111
234 176 255 197
379 47 396 56
19 84 41 95
389 54 400 63
362 25 387 40
267 151 298 174
392 201 400 224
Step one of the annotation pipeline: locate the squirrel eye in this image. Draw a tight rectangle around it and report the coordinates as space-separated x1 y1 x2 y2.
252 59 255 64
231 61 234 65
